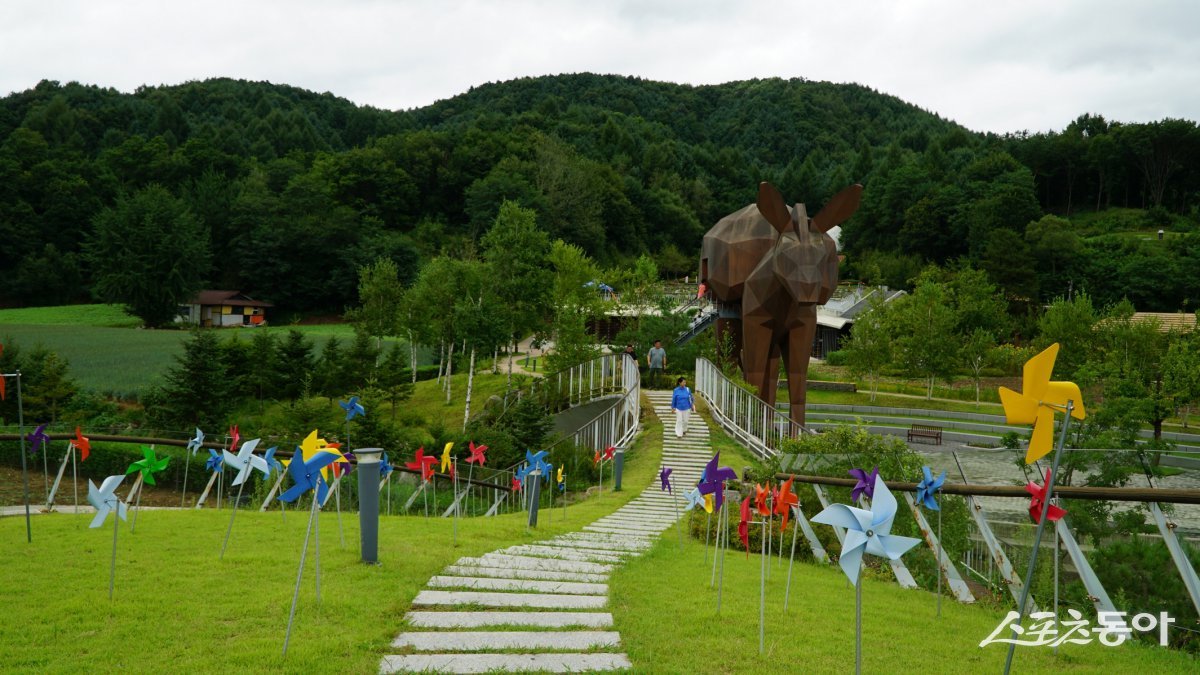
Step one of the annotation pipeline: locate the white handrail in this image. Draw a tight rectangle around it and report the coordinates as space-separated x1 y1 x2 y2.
694 357 808 459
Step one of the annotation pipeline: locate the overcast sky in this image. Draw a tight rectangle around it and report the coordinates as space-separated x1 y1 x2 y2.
2 0 1197 134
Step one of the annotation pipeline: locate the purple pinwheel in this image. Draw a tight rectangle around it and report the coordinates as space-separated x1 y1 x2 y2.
659 467 673 493
849 466 879 503
916 466 946 510
698 452 738 512
28 423 50 455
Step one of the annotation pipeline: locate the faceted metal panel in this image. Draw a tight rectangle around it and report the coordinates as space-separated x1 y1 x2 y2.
699 182 862 427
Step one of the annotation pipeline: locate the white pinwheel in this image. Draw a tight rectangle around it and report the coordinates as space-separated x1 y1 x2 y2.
87 475 128 529
812 473 920 585
223 438 269 486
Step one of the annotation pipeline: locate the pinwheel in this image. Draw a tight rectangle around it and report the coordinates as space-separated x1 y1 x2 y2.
775 478 798 530
339 396 366 421
220 438 271 559
440 442 455 478
812 474 920 675
916 466 949 616
525 449 551 478
227 424 240 454
466 441 488 465
556 465 565 492
754 483 770 516
997 344 1085 675
181 428 204 507
684 487 709 512
698 453 738 512
440 442 464 546
48 427 92 512
278 450 341 656
264 446 282 473
738 495 752 556
999 343 1086 465
125 446 169 532
603 445 615 461
406 448 437 516
1026 469 1066 523
199 448 225 509
511 477 522 492
87 474 129 599
778 476 806 611
848 466 879 503
659 467 673 493
379 452 394 515
555 465 566 521
27 423 49 455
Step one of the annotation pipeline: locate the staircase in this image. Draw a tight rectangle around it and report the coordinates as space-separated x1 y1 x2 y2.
378 391 712 673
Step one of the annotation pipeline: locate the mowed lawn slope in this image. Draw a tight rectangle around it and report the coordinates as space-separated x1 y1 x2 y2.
0 408 664 673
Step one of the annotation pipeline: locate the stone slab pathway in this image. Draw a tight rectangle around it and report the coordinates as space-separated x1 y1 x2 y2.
380 389 711 673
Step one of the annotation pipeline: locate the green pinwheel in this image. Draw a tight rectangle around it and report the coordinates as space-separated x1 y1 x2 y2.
125 446 169 532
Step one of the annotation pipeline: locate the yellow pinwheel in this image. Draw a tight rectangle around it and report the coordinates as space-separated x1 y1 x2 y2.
299 429 347 479
440 442 455 477
998 343 1086 464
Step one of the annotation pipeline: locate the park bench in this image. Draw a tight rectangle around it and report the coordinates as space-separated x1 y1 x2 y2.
907 424 943 445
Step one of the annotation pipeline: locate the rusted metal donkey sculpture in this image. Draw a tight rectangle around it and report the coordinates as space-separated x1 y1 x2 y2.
700 181 862 430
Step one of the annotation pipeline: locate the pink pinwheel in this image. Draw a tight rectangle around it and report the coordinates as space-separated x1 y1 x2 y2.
465 442 488 465
1026 469 1067 524
849 466 879 502
0 344 6 400
659 467 673 493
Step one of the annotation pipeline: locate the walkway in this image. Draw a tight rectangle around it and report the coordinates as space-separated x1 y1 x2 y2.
378 391 711 673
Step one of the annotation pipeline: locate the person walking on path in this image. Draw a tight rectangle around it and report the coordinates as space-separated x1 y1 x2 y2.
647 340 667 389
671 376 696 438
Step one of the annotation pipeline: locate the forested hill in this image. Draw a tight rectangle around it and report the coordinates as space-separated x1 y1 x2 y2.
1 74 1197 316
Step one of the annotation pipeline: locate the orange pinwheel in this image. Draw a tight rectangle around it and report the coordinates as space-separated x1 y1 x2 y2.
72 426 91 461
775 477 798 530
998 343 1086 464
593 449 601 465
754 483 770 517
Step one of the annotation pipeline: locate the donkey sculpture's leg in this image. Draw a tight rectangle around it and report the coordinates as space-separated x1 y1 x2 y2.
742 320 782 410
781 306 819 431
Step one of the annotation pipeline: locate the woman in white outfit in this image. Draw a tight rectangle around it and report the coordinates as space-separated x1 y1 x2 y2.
671 376 696 438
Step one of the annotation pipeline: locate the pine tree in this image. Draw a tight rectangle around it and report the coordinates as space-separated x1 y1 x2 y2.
276 330 315 401
158 330 231 429
377 343 414 420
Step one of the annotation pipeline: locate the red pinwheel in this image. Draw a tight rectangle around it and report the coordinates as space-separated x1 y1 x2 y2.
754 483 770 517
1026 468 1067 523
775 477 798 530
228 424 240 453
406 448 437 482
603 445 616 461
0 343 6 400
739 495 752 557
511 477 522 492
466 442 488 466
72 426 91 461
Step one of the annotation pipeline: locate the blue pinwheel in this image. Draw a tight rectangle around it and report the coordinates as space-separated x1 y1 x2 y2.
206 448 224 473
812 473 920 585
848 466 879 503
525 449 551 482
339 396 366 421
379 452 394 479
278 451 341 504
186 428 205 455
916 466 947 510
698 452 738 512
28 423 50 455
659 467 673 493
264 446 282 474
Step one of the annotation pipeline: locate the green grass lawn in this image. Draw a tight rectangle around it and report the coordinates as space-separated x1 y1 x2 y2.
609 534 1197 673
0 404 664 673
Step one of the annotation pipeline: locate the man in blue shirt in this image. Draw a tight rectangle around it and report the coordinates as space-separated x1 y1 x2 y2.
671 376 696 438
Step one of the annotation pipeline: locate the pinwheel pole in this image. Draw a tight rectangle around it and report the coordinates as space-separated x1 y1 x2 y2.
672 489 683 552
108 493 120 600
14 370 32 543
283 492 321 656
759 513 767 654
1003 400 1074 675
452 458 460 546
71 442 79 515
716 497 729 613
221 477 248 560
784 505 800 612
855 560 863 675
181 450 192 508
128 472 145 533
46 441 73 511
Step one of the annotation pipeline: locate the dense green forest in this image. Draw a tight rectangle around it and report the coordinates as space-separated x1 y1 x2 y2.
1 74 1197 320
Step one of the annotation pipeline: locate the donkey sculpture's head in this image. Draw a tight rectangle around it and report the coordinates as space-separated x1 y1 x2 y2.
742 182 862 317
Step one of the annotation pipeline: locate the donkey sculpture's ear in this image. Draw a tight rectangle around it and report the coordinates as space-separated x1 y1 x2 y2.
757 181 792 234
811 184 864 233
